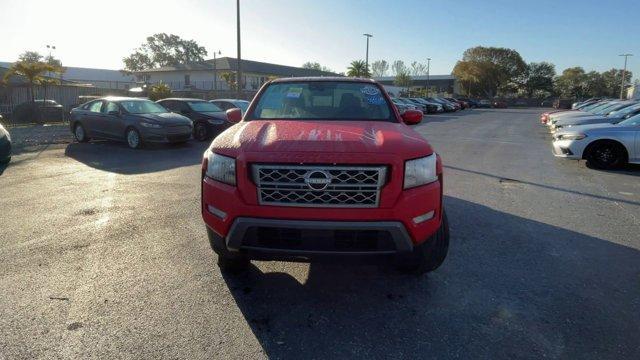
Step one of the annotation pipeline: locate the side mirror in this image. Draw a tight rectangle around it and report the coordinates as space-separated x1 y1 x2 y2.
226 108 242 123
401 109 423 125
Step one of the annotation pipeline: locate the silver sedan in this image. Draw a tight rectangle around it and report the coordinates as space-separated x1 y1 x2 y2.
552 113 640 169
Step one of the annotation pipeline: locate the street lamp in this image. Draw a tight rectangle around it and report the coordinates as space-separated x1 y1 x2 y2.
46 44 56 59
236 0 242 99
426 58 431 96
363 33 372 76
213 50 221 91
45 44 56 78
619 54 633 99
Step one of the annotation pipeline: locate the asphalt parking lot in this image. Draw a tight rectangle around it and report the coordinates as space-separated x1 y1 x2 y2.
1 108 639 359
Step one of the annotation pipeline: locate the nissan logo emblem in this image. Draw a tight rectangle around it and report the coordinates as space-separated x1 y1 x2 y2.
304 170 332 191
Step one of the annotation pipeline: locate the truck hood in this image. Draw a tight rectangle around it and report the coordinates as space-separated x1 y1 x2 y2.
211 120 432 157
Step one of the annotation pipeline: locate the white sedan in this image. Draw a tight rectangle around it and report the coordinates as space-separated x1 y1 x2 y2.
552 114 640 169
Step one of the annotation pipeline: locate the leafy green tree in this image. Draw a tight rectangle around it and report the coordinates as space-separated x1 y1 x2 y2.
521 62 556 98
220 71 237 91
123 33 208 72
13 51 65 104
554 67 587 98
44 54 63 68
346 60 370 77
601 68 633 97
18 51 43 63
394 72 412 88
452 46 527 97
148 82 172 101
3 61 62 103
583 71 606 97
302 62 333 72
370 60 389 77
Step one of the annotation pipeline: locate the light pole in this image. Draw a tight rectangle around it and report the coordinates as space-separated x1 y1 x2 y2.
46 44 56 77
213 50 221 91
426 58 431 96
236 0 242 99
363 33 372 76
619 54 633 99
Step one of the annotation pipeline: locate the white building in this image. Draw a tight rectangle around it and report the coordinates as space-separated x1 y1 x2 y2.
135 57 339 91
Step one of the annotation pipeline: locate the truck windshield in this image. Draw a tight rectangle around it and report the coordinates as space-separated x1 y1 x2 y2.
249 82 395 121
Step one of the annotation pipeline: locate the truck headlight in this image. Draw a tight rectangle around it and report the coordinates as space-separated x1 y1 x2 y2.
404 153 438 189
205 152 236 185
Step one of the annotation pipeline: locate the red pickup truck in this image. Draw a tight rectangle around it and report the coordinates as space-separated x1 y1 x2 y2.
201 77 449 274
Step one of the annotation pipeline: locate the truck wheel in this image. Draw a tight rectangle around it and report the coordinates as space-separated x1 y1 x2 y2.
396 210 450 275
207 228 249 273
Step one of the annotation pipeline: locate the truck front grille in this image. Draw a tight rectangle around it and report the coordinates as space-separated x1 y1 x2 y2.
253 164 387 208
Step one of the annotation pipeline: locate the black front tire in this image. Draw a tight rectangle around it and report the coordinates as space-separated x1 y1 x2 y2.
74 123 89 143
586 142 627 170
207 228 249 273
396 210 450 275
126 128 143 149
194 122 210 142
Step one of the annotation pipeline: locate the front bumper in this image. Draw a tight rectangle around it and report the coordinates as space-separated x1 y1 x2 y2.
141 126 192 143
552 139 584 159
202 177 443 254
223 217 413 255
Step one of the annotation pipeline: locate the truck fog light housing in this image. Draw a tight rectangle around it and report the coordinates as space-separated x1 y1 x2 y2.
207 204 227 220
413 210 435 224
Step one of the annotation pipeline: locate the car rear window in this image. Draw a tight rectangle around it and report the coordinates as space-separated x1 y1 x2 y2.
249 82 395 121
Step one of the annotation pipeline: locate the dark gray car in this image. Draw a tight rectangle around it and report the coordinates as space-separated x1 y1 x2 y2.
70 97 193 149
157 98 230 141
0 121 11 164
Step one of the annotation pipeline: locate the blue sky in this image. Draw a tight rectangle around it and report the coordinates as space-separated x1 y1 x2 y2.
0 0 638 79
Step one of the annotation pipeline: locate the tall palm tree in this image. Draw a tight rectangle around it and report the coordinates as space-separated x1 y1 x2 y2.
3 61 61 103
347 60 371 78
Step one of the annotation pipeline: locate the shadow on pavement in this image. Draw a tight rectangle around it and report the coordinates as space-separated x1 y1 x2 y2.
220 196 640 358
446 165 640 207
64 140 209 175
586 163 640 176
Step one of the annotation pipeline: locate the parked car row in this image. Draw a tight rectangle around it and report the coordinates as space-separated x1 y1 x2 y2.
541 98 640 169
390 96 473 114
69 97 249 149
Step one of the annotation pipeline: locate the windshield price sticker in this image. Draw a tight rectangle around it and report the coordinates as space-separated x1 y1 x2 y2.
286 87 303 98
361 86 381 96
366 95 385 105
